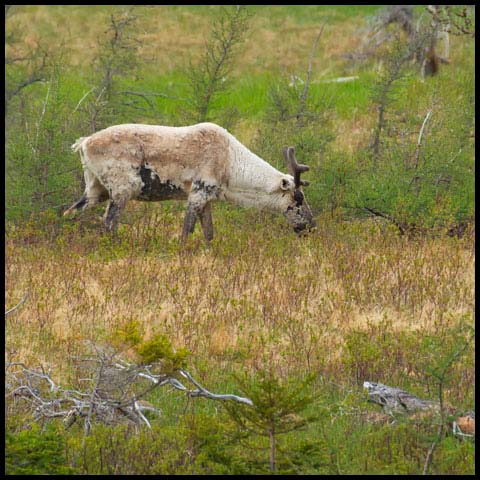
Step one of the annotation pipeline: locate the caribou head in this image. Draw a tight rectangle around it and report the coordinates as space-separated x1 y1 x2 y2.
282 146 315 234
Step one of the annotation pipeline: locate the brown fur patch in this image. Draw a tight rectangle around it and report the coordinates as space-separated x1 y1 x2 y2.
84 123 230 189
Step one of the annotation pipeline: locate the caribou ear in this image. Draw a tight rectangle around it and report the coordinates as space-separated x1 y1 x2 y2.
280 178 292 191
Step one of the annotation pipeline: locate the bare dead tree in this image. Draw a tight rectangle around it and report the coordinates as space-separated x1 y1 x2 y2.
343 6 413 65
5 6 49 114
296 23 326 127
5 344 252 436
378 5 415 37
346 5 452 78
79 7 145 133
427 5 475 38
185 5 251 123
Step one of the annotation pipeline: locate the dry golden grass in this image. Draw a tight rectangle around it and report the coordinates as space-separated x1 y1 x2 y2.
332 113 373 153
5 210 474 387
6 5 370 76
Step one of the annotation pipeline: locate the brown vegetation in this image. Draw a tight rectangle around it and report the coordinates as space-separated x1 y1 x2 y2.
5 210 474 390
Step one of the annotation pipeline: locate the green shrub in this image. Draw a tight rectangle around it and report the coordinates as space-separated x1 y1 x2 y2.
136 334 190 372
346 49 475 235
5 424 77 475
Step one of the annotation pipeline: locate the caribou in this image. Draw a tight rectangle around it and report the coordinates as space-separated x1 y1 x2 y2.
64 122 315 241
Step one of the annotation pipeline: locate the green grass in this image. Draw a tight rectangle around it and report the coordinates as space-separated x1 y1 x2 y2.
247 5 384 23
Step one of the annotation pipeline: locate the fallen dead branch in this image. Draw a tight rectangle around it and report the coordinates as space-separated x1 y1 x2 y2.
5 345 252 435
363 381 475 438
5 293 29 316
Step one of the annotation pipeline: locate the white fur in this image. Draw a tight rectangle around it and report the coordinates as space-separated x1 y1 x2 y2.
222 129 295 212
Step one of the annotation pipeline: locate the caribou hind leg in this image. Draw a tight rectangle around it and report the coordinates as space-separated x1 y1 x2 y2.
64 169 109 217
63 194 88 216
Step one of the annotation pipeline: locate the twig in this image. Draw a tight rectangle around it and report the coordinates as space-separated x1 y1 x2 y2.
73 87 95 113
121 90 185 101
5 50 48 113
5 293 29 316
179 369 253 406
298 23 326 126
423 423 443 475
84 359 104 438
413 109 432 169
363 206 406 236
30 74 51 159
133 401 152 429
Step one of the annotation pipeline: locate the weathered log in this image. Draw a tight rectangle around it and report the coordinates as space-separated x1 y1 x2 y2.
363 381 436 413
363 381 475 438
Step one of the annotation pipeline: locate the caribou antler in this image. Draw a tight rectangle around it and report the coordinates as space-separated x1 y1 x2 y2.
283 146 310 188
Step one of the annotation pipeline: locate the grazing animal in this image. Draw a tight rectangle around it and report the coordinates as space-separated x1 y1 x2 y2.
65 122 315 241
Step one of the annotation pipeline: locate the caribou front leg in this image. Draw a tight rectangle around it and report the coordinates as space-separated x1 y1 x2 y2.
182 202 200 241
181 181 218 243
199 202 214 242
104 195 129 234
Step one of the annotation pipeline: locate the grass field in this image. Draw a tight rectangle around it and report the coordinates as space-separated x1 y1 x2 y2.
6 206 475 377
5 5 475 475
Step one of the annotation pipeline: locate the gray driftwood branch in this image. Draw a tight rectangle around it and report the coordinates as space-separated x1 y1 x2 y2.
5 352 253 434
363 381 436 414
363 381 475 438
178 369 253 405
5 293 29 316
